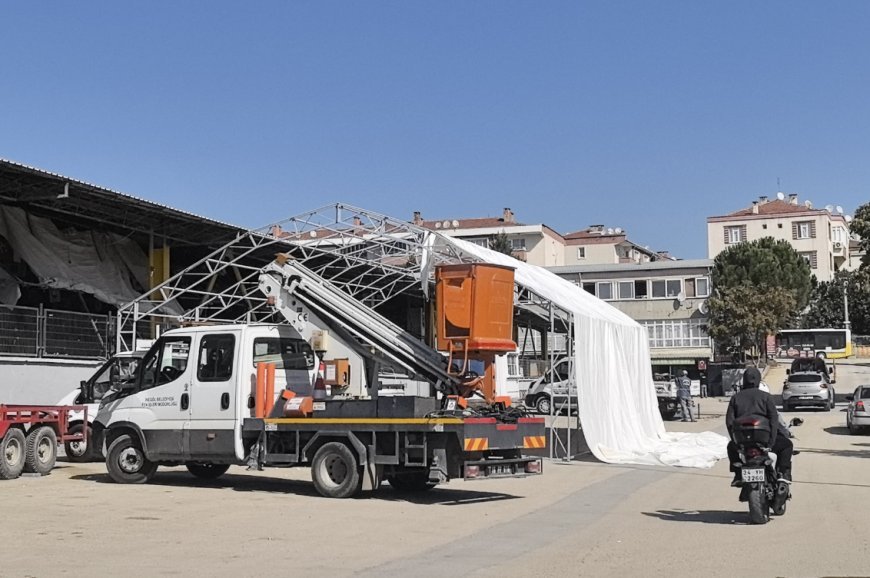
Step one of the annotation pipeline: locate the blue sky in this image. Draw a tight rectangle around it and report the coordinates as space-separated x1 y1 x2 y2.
2 2 869 258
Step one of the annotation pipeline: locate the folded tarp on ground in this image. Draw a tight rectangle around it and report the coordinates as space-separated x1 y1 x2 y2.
446 237 728 469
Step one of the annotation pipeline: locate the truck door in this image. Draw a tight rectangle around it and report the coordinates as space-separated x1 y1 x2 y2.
188 332 239 461
129 335 193 461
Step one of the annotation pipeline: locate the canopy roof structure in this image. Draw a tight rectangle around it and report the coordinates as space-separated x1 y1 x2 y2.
116 202 725 468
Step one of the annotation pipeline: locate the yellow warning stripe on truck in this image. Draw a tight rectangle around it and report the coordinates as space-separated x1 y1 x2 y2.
523 436 546 449
265 418 465 425
464 437 489 451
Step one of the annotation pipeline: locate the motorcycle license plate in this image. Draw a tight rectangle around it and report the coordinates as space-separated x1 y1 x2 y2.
741 467 765 483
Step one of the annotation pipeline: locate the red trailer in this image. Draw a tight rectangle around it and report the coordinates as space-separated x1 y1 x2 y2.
1 405 87 480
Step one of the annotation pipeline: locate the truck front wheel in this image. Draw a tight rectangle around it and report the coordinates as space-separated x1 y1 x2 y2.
64 423 96 463
106 434 157 484
311 441 362 499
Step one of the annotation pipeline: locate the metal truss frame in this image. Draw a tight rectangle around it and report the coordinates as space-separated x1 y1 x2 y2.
115 202 581 460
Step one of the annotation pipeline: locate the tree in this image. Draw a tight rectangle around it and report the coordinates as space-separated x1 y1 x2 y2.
803 269 870 334
489 232 514 256
851 202 870 268
708 237 813 361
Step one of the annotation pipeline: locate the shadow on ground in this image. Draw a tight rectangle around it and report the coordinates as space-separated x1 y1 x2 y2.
642 509 749 525
68 471 519 505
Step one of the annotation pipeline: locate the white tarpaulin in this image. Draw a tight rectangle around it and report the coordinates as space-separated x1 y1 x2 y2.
0 206 149 307
446 237 728 469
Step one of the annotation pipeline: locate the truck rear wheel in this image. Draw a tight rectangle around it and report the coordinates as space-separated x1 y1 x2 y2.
64 423 95 463
311 441 362 499
24 426 57 475
1 428 26 480
186 463 230 479
106 434 157 484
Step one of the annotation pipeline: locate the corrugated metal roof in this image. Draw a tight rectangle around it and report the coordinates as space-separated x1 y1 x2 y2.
0 157 245 246
0 157 241 228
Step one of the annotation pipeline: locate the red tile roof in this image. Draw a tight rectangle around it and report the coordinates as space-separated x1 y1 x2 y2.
719 199 822 218
419 217 524 230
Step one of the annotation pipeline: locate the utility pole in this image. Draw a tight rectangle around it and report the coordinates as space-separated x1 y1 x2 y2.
844 279 851 330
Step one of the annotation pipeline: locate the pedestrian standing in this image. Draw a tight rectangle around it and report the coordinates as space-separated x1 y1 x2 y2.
675 370 695 422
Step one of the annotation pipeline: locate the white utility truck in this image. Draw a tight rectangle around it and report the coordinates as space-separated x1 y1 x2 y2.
94 259 545 498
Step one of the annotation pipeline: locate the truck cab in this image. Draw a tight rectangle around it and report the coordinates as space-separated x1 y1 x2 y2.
96 324 318 467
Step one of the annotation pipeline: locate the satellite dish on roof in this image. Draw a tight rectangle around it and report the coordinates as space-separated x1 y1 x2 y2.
676 291 686 304
606 228 614 234
615 227 623 234
845 215 853 223
442 220 451 228
804 200 813 208
699 300 709 315
452 219 459 227
836 205 844 214
776 192 785 200
825 205 834 213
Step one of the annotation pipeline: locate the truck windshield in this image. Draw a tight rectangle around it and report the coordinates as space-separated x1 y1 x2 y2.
253 338 315 370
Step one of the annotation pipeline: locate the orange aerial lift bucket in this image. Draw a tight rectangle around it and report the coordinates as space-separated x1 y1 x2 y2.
435 263 517 405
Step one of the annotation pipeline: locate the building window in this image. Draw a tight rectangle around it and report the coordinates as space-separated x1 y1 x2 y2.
793 220 815 240
762 224 767 229
696 277 710 297
799 251 818 269
651 279 682 298
469 238 490 248
642 319 711 348
635 280 648 299
725 226 745 244
511 238 527 251
577 247 586 259
618 281 633 299
597 282 613 300
778 223 783 228
582 282 596 295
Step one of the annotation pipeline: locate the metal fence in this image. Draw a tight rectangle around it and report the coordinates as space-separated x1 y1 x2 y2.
0 305 112 359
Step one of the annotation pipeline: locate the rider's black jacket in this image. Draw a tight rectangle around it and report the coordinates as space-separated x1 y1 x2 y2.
725 367 779 448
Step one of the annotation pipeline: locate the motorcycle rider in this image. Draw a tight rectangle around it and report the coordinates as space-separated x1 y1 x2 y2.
725 367 794 486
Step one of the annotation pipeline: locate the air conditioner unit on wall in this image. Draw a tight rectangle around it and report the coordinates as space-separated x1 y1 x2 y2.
833 242 843 250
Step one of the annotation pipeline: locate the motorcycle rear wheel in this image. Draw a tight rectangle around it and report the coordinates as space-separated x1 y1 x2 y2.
748 487 770 524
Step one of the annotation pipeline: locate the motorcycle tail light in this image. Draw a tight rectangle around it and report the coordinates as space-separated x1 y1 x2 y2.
746 447 762 458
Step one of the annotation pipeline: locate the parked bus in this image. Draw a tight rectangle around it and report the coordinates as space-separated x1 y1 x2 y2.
774 328 853 359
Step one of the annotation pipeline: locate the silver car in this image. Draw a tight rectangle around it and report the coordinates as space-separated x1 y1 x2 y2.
523 358 577 415
782 371 835 411
846 386 870 434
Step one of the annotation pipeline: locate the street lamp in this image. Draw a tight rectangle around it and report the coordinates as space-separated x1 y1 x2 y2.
843 278 851 330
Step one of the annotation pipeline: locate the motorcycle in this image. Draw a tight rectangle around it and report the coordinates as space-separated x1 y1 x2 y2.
731 416 802 524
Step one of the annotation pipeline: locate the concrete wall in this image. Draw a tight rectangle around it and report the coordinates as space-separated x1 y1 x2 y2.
0 358 103 405
563 243 617 266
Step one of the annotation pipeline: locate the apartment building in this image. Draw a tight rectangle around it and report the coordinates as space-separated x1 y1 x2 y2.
413 208 566 267
563 225 663 266
707 194 853 282
413 209 669 268
548 259 714 376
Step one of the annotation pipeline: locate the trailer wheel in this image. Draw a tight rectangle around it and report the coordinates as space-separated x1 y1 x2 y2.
64 423 95 463
386 470 436 492
24 426 57 475
1 428 26 480
311 442 362 498
106 434 157 484
186 463 230 479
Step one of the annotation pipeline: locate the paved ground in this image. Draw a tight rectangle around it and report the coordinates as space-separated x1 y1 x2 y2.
2 361 869 577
